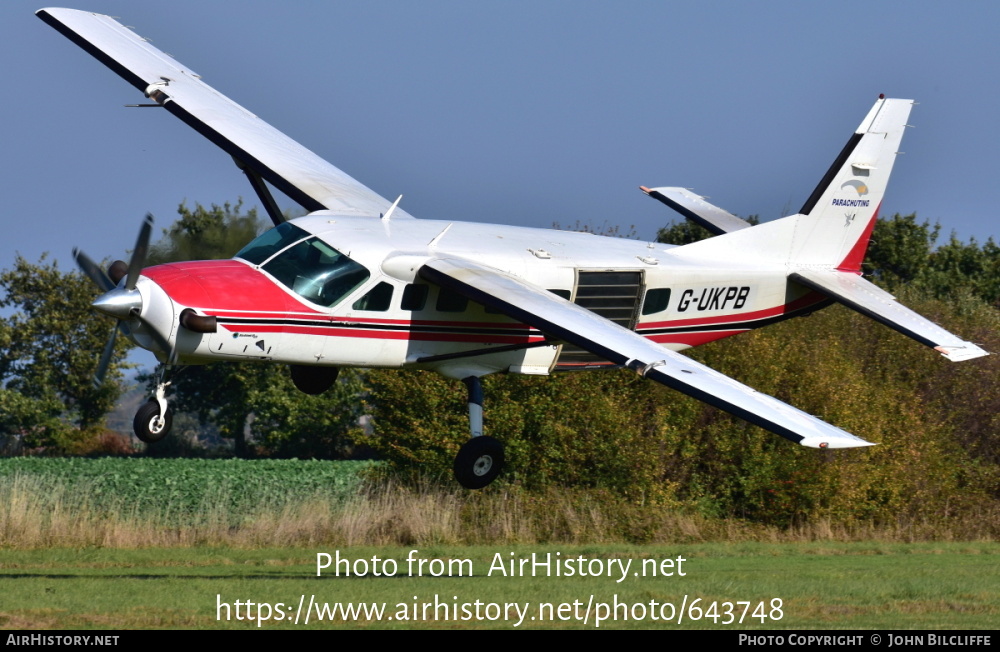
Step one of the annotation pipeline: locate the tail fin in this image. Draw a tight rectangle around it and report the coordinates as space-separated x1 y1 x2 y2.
672 96 914 270
790 96 913 270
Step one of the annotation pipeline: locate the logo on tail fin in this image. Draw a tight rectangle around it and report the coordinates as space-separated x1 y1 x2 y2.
833 180 871 207
840 180 869 196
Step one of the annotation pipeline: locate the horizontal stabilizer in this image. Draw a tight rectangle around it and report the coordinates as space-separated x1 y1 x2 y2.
641 186 752 236
421 257 875 449
790 270 988 362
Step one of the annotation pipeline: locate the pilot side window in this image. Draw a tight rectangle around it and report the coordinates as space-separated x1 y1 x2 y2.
353 282 394 311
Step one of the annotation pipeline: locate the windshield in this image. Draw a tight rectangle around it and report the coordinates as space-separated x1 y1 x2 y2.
236 223 370 307
235 222 309 264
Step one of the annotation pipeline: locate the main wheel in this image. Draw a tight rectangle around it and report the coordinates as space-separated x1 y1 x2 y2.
453 436 504 489
133 400 173 444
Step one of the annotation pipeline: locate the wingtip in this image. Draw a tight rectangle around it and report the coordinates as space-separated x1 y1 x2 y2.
935 344 989 362
799 436 877 449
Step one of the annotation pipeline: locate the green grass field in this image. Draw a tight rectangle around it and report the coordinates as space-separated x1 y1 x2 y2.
1 543 996 629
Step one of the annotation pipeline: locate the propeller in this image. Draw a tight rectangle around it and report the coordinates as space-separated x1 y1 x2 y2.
74 213 175 386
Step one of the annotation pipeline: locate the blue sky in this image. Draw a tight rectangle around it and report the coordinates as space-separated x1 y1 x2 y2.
4 0 1000 274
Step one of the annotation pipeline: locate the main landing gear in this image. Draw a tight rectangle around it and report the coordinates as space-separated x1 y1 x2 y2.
453 376 505 489
134 365 173 444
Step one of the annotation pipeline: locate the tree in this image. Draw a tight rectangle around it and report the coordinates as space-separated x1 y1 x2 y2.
146 200 264 266
865 213 1000 305
0 255 131 450
863 213 939 287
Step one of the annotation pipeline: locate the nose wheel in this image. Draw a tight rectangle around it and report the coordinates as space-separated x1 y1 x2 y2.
133 400 173 443
133 365 174 444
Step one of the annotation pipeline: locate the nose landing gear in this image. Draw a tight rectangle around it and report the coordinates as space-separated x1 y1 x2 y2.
134 365 173 444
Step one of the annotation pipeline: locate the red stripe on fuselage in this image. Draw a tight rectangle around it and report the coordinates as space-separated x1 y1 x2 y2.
223 322 544 344
637 290 827 330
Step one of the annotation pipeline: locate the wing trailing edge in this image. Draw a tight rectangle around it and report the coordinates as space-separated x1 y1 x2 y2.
420 257 875 450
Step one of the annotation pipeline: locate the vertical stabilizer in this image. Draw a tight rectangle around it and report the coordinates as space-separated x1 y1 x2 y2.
790 96 914 270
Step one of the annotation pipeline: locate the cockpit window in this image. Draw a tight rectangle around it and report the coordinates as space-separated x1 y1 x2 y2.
236 223 370 308
235 222 309 265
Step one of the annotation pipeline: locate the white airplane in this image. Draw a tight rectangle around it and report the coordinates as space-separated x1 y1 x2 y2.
39 8 987 488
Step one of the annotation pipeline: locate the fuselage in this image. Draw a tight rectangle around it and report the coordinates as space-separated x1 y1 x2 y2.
131 212 827 379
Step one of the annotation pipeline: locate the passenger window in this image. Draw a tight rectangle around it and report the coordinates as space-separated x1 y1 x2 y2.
642 288 671 315
353 282 394 311
436 288 469 313
401 284 429 311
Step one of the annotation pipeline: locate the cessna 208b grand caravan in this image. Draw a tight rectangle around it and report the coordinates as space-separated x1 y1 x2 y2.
39 8 987 488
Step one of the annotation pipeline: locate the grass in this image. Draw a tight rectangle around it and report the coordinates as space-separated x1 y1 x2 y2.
0 543 996 629
3 472 998 549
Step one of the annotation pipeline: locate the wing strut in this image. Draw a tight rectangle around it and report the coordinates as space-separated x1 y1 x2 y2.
233 157 285 226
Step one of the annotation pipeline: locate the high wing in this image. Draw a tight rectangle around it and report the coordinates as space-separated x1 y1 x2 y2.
37 8 412 220
640 186 753 236
790 270 988 362
419 258 875 449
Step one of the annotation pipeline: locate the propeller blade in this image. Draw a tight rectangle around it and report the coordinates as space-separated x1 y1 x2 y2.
73 248 115 293
125 213 154 291
93 326 118 387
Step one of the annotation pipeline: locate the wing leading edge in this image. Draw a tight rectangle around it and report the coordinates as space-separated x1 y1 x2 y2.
37 8 412 220
419 258 875 449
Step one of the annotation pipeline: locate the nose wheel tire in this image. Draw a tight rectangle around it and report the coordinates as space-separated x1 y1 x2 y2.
453 436 504 489
133 400 173 444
